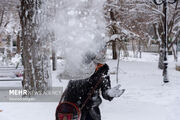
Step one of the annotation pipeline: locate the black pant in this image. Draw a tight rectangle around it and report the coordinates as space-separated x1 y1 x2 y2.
81 107 101 120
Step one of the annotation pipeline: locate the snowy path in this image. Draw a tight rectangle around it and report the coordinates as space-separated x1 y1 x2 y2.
102 100 168 120
0 56 180 120
101 60 180 120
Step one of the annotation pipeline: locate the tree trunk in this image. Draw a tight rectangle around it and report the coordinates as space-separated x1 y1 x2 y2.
158 38 165 69
16 32 21 54
131 39 136 57
138 39 142 58
6 35 12 61
0 9 4 27
52 49 57 71
112 40 117 59
158 49 164 69
20 0 51 94
172 44 177 61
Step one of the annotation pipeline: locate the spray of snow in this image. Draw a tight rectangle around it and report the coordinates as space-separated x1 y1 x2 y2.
49 0 107 79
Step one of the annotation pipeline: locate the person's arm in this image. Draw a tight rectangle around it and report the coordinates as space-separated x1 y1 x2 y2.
101 75 114 101
101 75 125 101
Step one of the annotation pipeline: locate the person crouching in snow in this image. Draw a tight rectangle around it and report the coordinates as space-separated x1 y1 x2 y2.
56 52 125 120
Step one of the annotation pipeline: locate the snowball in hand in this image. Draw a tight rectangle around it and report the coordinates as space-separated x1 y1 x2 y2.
107 84 125 98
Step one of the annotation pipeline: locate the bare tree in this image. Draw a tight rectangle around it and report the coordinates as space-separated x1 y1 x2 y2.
0 9 4 27
0 0 20 66
104 0 180 68
149 0 180 69
104 0 149 59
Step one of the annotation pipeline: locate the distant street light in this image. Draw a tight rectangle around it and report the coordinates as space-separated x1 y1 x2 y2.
153 0 177 83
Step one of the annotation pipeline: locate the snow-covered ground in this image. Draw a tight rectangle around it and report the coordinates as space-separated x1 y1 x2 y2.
0 52 180 120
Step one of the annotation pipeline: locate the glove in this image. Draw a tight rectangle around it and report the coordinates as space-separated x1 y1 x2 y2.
107 84 125 98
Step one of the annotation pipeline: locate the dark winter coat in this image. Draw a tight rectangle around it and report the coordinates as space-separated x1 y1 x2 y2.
62 64 113 120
